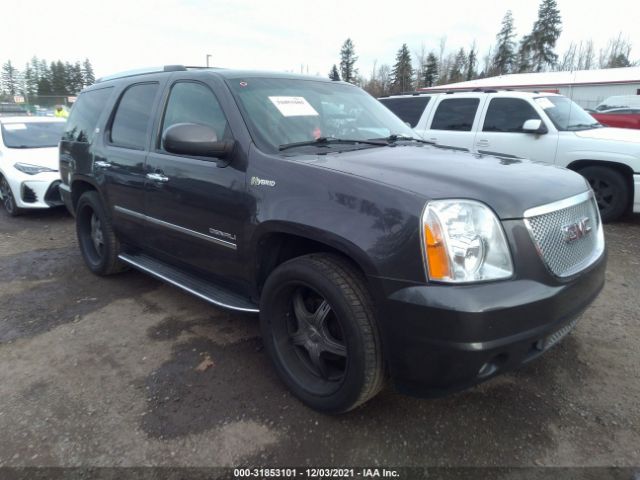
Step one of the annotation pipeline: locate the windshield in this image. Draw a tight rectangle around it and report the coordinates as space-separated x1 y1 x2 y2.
1 121 66 148
536 96 600 131
226 77 416 153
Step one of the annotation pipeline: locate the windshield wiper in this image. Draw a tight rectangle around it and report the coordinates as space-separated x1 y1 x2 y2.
380 134 435 145
279 137 387 151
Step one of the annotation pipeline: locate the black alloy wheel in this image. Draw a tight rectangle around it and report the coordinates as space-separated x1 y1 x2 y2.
260 253 384 413
76 191 127 275
579 166 628 222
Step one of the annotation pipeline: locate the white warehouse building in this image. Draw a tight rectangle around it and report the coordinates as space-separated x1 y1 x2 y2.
420 66 640 110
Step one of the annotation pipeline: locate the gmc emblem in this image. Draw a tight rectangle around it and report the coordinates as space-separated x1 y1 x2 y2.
561 217 592 243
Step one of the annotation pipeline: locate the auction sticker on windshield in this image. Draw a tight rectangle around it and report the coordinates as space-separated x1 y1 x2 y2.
269 96 319 117
3 124 27 131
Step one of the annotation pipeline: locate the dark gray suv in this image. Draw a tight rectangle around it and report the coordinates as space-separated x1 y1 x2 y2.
59 65 606 413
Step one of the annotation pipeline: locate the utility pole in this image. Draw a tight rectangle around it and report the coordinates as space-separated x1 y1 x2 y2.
206 54 212 67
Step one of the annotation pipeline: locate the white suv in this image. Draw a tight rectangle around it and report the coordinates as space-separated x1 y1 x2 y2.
379 91 640 222
0 116 66 216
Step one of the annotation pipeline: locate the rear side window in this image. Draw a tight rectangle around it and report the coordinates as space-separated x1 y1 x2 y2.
161 81 230 144
379 97 430 127
483 98 542 133
63 87 113 143
431 98 479 131
110 83 159 149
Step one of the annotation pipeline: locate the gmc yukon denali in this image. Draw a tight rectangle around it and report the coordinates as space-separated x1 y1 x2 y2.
59 66 606 413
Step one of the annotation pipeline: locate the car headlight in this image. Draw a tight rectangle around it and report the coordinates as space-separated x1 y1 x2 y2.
421 199 513 283
13 163 57 175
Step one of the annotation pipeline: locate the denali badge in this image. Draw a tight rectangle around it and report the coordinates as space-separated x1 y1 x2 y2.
250 176 276 187
561 217 592 243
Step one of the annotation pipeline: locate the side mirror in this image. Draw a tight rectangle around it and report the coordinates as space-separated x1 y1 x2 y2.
163 123 234 159
522 119 548 134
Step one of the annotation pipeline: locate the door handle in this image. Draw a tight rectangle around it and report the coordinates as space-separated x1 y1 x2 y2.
94 161 112 168
146 172 169 182
428 138 438 143
476 139 490 148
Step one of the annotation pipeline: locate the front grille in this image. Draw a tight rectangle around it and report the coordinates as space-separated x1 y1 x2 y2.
524 192 603 277
21 185 37 203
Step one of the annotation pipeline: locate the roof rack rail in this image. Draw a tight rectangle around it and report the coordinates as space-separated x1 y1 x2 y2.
96 65 188 83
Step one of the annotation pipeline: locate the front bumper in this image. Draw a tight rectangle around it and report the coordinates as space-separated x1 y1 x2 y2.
374 252 606 398
3 170 63 209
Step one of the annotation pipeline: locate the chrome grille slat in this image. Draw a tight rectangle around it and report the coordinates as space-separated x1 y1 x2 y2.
524 192 603 277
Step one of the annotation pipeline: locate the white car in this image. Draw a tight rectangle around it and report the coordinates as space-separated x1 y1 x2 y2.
379 91 640 222
0 116 66 216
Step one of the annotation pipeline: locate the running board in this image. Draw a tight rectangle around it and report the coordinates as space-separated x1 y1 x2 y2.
118 253 259 313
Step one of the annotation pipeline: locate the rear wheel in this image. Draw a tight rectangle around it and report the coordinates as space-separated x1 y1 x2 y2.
260 253 384 413
579 166 628 222
76 191 127 275
0 175 23 217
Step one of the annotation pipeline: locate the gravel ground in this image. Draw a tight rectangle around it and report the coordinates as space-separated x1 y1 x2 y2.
0 207 638 469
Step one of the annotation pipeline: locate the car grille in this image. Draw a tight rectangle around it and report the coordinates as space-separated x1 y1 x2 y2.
524 192 604 277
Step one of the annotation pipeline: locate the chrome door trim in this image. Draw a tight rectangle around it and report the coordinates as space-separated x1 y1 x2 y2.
114 205 237 250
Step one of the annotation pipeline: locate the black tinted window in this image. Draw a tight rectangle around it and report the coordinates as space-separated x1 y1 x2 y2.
110 83 159 149
431 98 479 131
379 97 430 127
483 98 542 133
63 87 112 143
162 82 230 144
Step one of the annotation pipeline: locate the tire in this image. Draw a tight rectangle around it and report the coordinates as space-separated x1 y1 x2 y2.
579 166 629 222
0 175 24 217
260 253 385 413
76 191 127 275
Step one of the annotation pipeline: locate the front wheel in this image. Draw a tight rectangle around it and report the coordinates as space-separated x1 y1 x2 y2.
579 166 629 222
0 175 23 216
260 253 385 413
76 191 127 275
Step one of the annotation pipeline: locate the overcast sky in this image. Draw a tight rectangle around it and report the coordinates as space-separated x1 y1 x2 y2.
3 0 639 78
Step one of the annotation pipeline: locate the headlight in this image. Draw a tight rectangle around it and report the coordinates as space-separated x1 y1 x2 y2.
422 199 513 283
13 163 57 175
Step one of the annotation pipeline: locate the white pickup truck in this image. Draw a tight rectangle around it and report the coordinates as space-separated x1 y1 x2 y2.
379 91 640 222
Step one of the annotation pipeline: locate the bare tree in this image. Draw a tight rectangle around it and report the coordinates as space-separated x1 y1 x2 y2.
558 42 577 71
413 43 428 89
598 33 634 68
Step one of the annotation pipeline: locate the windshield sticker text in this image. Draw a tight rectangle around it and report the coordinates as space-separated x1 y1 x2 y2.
269 96 319 117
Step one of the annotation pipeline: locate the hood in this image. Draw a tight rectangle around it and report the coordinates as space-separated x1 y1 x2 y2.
575 127 640 144
1 146 60 171
309 145 589 219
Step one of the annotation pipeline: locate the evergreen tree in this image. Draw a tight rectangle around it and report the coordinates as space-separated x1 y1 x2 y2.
328 64 341 81
466 44 477 80
528 0 562 71
516 36 533 73
492 10 517 75
67 62 84 93
390 44 414 94
22 63 38 100
37 59 53 97
448 48 467 83
50 60 68 95
1 61 20 97
339 38 358 83
82 58 95 86
422 53 439 87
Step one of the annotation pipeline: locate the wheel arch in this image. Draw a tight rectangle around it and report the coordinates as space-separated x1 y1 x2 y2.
567 159 634 213
70 176 102 213
252 223 378 296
